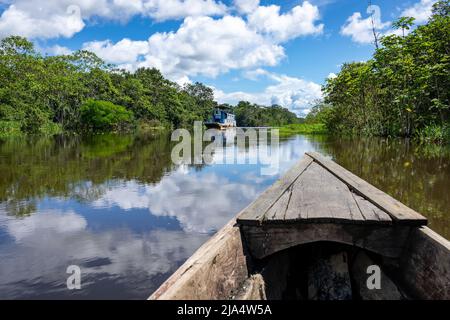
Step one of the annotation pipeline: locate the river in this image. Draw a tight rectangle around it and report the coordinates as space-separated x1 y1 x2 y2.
0 130 448 299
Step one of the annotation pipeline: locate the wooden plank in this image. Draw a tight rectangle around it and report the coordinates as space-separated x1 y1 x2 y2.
352 192 392 224
237 155 314 225
283 174 307 221
306 152 427 226
283 162 365 223
264 186 292 221
241 224 411 259
149 218 248 300
398 227 450 299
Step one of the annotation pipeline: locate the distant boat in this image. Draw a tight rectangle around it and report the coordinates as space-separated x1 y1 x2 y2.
204 109 236 129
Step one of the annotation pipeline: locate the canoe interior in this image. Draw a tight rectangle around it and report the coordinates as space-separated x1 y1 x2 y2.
149 222 450 300
239 232 449 300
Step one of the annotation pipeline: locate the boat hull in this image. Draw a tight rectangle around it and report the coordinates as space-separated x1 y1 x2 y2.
149 217 248 300
149 218 450 300
204 122 235 130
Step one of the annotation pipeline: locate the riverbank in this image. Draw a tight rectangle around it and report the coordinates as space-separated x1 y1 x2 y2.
1 121 319 139
276 123 328 137
0 120 168 139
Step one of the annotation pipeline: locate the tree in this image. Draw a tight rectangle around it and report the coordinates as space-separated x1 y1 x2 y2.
392 17 415 37
0 34 303 136
321 1 449 141
80 100 134 131
233 101 299 127
183 82 216 121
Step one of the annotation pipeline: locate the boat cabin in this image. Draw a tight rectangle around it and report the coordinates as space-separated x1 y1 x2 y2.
211 110 236 127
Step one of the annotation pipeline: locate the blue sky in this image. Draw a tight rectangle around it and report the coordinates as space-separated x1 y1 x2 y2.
0 0 437 115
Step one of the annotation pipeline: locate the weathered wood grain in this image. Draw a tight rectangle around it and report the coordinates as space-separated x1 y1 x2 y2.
148 218 248 300
149 152 447 301
352 192 392 224
264 186 291 221
282 162 364 223
234 274 267 300
237 155 313 225
306 152 427 226
241 224 411 259
398 227 450 299
238 153 403 226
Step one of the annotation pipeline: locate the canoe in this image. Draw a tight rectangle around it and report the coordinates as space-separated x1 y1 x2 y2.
149 153 450 300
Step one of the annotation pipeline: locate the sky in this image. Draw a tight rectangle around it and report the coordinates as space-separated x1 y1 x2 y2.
0 0 438 116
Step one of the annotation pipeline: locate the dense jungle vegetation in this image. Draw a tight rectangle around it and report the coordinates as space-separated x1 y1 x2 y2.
0 37 298 136
1 1 448 142
308 0 450 143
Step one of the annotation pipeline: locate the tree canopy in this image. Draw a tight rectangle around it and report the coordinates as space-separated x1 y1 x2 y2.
313 0 450 142
0 36 302 135
0 38 224 134
231 101 300 127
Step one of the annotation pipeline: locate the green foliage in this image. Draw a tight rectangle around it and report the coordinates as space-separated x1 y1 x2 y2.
0 121 22 138
232 101 299 127
0 132 175 209
320 0 450 142
81 134 134 158
0 37 218 136
276 123 327 137
80 100 134 131
304 103 334 125
416 124 450 144
0 35 303 137
38 121 63 136
392 16 416 37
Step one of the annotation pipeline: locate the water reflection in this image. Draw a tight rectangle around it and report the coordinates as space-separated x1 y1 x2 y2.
0 132 311 299
0 209 208 299
0 132 448 299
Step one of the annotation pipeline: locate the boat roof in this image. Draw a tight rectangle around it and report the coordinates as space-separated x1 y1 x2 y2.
237 152 427 227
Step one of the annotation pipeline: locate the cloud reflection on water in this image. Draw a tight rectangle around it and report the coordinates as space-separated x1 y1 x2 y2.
0 209 208 299
0 134 320 299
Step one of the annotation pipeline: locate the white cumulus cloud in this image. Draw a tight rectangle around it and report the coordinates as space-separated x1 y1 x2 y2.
0 0 229 39
215 71 322 116
340 5 391 44
233 0 260 14
143 0 227 21
401 0 437 23
327 72 337 79
341 1 438 45
82 1 324 80
83 38 149 66
41 44 73 56
247 1 324 42
85 15 286 79
0 3 85 39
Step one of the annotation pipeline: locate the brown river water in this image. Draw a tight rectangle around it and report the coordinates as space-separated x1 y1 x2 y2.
0 130 448 299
